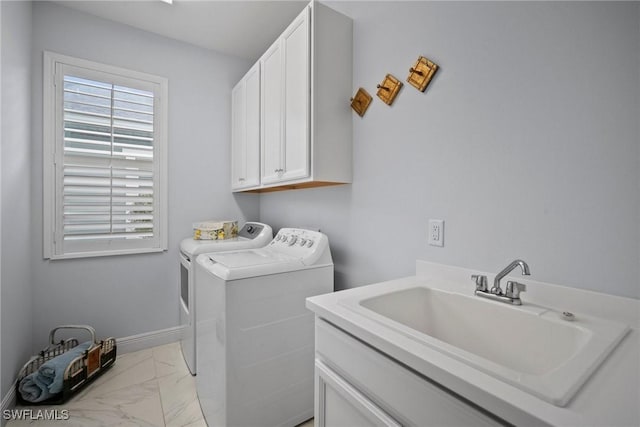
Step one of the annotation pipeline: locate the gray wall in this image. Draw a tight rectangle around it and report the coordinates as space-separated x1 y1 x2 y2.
260 1 640 298
29 2 257 346
1 0 34 400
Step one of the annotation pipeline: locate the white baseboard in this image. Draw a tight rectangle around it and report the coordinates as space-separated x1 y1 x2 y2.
116 325 183 355
1 382 16 427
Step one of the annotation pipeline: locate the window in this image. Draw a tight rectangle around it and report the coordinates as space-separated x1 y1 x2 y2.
43 52 168 259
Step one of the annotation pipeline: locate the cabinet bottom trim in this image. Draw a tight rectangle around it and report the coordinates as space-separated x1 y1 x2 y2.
242 181 349 193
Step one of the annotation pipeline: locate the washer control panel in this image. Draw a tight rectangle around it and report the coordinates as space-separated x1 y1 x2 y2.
269 228 328 262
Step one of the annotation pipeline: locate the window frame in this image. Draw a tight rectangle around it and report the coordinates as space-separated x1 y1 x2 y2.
43 51 168 259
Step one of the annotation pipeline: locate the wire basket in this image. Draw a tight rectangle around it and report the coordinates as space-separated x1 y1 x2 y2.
16 325 117 405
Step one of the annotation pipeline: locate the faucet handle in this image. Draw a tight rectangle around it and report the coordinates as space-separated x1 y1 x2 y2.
505 281 526 299
471 274 488 292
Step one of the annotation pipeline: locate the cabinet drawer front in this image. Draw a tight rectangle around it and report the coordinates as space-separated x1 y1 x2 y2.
316 360 401 427
316 319 505 427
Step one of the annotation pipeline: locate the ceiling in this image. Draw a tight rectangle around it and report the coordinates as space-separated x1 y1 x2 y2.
53 0 309 61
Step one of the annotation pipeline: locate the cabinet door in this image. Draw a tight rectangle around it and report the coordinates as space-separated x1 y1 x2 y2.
231 63 260 190
281 6 311 182
243 62 261 188
231 79 246 190
316 360 401 427
260 41 283 184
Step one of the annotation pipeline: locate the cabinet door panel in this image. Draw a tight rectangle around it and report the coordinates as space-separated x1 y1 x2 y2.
282 7 310 181
231 80 246 190
244 63 261 187
260 42 283 184
316 360 401 427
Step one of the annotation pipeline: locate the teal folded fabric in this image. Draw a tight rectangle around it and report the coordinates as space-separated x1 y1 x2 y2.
40 341 92 394
18 371 52 403
18 341 92 402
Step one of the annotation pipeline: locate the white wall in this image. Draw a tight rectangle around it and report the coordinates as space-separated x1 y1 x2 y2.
1 0 33 400
29 2 258 346
260 1 640 298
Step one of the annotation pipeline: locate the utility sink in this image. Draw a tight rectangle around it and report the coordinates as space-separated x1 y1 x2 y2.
343 285 629 406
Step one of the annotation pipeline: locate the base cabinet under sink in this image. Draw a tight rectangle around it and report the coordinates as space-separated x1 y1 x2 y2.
314 319 507 427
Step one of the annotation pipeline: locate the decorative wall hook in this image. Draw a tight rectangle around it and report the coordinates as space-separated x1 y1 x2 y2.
407 56 438 92
376 74 402 106
350 88 372 117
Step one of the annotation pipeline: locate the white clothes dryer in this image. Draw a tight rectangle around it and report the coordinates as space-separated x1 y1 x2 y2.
179 221 272 375
195 228 333 427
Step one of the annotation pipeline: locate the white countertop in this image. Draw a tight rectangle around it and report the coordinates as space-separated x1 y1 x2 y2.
306 261 640 427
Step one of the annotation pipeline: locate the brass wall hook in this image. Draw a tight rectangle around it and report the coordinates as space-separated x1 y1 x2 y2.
407 56 438 92
350 88 372 117
376 74 402 106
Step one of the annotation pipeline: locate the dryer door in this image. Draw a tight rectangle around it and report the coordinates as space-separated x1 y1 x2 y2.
179 252 196 375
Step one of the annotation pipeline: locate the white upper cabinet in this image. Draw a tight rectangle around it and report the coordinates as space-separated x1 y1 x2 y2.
233 2 352 192
261 7 310 186
231 62 260 190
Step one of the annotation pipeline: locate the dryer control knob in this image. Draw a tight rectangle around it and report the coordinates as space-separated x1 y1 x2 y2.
306 240 314 248
299 239 307 246
288 236 297 246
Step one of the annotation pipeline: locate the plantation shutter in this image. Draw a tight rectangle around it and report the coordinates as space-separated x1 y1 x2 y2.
45 56 167 258
62 73 155 239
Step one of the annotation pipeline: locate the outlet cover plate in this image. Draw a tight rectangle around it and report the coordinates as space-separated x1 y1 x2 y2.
428 219 444 247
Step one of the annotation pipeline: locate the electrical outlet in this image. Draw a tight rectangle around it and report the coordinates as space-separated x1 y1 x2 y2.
428 219 444 247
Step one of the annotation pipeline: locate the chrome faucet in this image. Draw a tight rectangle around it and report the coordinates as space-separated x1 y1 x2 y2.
492 259 530 295
472 259 530 305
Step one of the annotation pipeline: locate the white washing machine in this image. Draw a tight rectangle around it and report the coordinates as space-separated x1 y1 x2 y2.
195 228 333 427
179 221 272 375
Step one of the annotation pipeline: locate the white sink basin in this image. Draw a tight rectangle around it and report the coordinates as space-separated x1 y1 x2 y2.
343 285 629 406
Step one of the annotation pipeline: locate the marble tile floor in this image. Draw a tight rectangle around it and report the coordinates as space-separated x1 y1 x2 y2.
8 342 314 427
